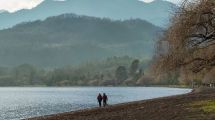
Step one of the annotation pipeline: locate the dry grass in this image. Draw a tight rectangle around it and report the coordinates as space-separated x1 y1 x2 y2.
191 100 215 113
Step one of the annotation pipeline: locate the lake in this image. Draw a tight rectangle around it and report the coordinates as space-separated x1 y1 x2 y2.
0 87 191 120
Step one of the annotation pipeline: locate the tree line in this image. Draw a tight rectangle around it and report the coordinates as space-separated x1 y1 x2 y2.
0 56 155 86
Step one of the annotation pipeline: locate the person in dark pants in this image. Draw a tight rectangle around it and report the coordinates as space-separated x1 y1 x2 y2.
102 93 108 107
97 93 103 107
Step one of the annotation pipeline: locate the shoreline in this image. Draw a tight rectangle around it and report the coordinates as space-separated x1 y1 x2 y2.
27 87 215 120
0 85 191 88
27 90 191 119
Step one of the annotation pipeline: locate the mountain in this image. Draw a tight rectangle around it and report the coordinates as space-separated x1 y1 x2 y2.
0 10 5 13
0 14 162 67
0 0 177 29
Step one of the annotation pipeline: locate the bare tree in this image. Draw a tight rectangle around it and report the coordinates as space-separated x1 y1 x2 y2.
152 0 215 82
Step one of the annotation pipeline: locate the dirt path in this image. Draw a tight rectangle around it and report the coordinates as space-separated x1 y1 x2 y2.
28 88 215 120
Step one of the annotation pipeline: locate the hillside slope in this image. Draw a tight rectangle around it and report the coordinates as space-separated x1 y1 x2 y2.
0 14 162 67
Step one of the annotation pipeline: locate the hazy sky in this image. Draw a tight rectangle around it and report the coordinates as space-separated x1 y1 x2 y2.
0 0 181 13
0 0 44 12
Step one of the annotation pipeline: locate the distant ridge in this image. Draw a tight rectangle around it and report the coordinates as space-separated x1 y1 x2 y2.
0 13 162 67
0 0 177 29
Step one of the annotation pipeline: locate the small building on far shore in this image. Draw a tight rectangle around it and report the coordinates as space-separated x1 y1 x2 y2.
202 68 215 88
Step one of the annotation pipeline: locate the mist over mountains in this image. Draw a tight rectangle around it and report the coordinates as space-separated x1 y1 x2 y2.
0 0 177 29
0 14 161 67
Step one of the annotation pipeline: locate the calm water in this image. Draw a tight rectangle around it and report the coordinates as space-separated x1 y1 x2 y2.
0 87 191 120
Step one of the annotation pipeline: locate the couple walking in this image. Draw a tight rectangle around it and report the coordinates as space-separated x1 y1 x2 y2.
97 93 108 107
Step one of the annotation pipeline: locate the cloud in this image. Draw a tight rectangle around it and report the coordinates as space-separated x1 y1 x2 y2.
0 0 44 12
140 0 154 3
140 0 181 4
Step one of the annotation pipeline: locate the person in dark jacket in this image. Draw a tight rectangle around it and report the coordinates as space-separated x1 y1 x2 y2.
102 93 108 107
97 93 103 107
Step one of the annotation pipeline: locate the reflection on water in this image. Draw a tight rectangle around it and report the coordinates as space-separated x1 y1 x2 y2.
0 87 191 120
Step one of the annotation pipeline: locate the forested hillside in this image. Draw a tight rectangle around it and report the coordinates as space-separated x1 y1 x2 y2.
0 13 161 67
